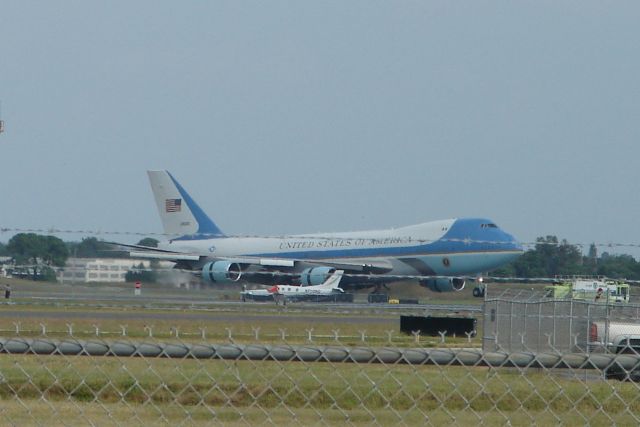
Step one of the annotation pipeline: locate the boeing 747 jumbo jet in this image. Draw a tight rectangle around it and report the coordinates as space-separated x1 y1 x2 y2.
120 170 523 295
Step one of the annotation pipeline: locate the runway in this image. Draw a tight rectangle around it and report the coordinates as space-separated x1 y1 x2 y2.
0 280 481 320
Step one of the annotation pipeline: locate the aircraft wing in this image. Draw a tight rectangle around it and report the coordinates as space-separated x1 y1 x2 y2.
107 242 203 262
108 241 393 273
214 256 393 273
305 258 393 274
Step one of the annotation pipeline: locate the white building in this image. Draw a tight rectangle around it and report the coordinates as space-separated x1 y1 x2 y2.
0 257 12 278
59 258 169 283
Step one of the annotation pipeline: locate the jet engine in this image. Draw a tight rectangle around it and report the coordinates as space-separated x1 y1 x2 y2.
299 266 336 286
202 261 242 283
419 278 465 292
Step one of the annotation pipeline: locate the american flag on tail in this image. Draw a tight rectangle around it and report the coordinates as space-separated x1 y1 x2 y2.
165 198 182 212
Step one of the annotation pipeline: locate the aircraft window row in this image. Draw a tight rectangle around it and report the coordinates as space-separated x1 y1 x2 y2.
481 223 498 229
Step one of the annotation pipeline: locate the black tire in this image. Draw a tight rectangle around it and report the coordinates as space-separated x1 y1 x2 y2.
472 288 481 298
605 347 640 381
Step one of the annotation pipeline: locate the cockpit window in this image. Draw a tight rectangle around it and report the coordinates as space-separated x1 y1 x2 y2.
481 223 498 229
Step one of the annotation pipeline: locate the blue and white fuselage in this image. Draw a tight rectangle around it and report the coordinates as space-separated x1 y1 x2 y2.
128 171 522 292
162 218 519 277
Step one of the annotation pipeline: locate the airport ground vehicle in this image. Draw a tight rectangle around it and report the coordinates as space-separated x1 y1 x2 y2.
589 320 640 380
544 278 630 303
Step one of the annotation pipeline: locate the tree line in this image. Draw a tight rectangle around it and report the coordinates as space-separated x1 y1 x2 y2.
492 235 640 280
0 234 158 281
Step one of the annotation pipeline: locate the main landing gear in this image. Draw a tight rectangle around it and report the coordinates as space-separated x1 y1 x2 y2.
472 284 486 298
370 283 390 295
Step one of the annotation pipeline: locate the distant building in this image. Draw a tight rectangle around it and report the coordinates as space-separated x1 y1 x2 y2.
0 257 12 278
58 258 171 283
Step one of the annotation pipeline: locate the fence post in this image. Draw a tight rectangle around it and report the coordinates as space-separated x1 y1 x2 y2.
465 331 473 343
544 333 553 350
170 326 180 338
537 300 542 352
386 330 394 344
518 332 526 348
569 299 574 352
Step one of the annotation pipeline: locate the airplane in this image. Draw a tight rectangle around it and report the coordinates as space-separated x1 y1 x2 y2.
241 269 345 303
118 170 523 295
239 287 274 302
269 269 346 304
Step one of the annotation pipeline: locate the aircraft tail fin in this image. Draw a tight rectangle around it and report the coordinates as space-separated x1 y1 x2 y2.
319 270 344 291
147 170 225 238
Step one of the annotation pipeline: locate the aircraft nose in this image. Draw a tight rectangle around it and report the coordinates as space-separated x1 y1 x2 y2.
502 230 524 253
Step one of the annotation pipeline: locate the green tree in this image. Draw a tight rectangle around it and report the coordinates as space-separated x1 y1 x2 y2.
583 243 598 275
6 233 68 281
492 236 640 281
596 253 638 280
43 235 69 266
494 235 585 279
70 237 111 258
7 233 68 267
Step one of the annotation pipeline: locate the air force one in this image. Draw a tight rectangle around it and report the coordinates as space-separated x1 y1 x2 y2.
121 170 523 294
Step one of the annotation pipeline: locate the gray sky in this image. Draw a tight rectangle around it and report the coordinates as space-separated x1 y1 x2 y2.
1 2 639 254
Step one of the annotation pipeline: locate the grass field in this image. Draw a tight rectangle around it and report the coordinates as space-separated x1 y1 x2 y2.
0 306 479 349
0 354 638 426
1 278 638 425
0 276 486 347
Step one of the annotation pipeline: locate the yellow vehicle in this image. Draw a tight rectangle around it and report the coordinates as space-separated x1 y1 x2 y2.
544 284 572 299
545 278 630 303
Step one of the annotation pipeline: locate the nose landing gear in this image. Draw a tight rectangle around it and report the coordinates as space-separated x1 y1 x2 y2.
472 277 485 298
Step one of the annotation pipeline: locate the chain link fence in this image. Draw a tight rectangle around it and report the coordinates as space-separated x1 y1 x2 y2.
0 319 640 425
483 288 640 354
